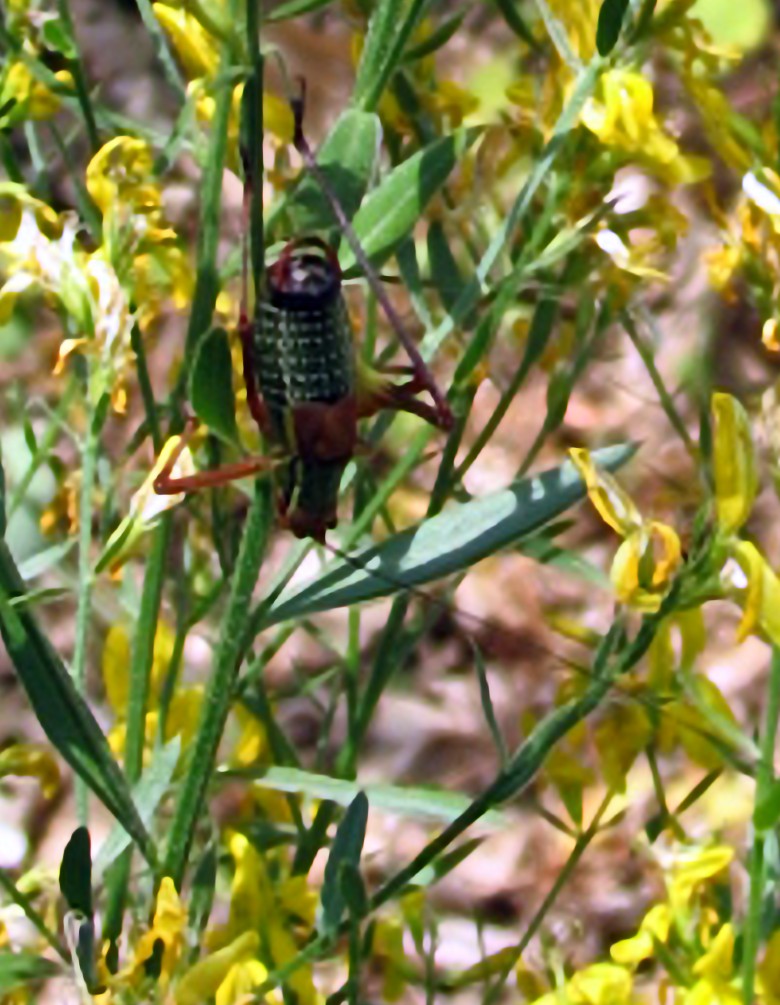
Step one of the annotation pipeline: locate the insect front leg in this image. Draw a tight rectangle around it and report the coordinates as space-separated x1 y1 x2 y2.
153 419 277 495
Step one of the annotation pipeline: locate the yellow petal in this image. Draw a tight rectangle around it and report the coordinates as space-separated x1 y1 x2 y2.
568 962 634 1005
711 392 757 533
102 623 131 715
594 702 652 793
0 743 60 798
669 845 733 911
569 448 642 535
215 958 269 1005
153 4 219 79
175 931 260 1005
727 541 780 646
85 136 156 216
692 923 734 980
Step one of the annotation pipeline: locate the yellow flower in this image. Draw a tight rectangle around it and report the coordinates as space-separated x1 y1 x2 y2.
96 434 196 573
371 918 408 1001
125 877 186 988
721 541 780 647
763 318 780 352
758 930 780 1005
420 80 480 129
611 904 671 966
0 61 73 128
102 621 175 719
581 69 706 183
530 962 635 1005
175 931 266 1005
711 392 757 534
705 244 741 293
153 4 220 78
684 923 741 1005
667 844 733 913
594 702 652 793
85 136 159 218
0 744 59 798
569 448 682 611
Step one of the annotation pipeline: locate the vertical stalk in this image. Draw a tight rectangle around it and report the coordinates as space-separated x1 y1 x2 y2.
162 481 271 886
56 0 100 152
71 395 105 824
103 518 172 954
742 647 780 1003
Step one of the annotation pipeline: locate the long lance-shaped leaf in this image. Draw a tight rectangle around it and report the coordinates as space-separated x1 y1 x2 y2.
340 127 480 273
259 443 635 627
271 108 382 238
0 540 153 863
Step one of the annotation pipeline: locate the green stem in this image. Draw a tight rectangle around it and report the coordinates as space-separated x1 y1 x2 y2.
623 309 696 459
0 870 69 963
7 381 78 521
71 396 105 824
134 0 187 99
482 791 614 1004
103 517 171 949
174 37 234 405
56 0 100 152
163 482 271 887
742 646 780 1004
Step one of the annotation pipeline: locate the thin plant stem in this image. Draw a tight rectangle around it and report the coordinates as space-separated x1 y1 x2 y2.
134 0 187 99
623 308 696 458
56 0 100 152
742 646 780 1003
0 870 69 963
482 790 615 1005
163 481 271 887
103 517 172 949
71 394 105 825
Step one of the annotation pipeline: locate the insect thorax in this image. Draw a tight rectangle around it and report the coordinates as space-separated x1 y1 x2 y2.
253 241 356 427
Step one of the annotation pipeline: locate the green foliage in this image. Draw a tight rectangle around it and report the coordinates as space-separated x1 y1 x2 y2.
2 0 780 1003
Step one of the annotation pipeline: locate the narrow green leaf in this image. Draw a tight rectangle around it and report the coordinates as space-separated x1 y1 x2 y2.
339 861 369 919
59 827 92 917
490 0 538 46
17 539 76 581
0 952 59 992
94 737 181 874
189 327 238 445
261 443 635 625
266 0 335 20
222 765 506 824
281 109 382 237
188 843 218 943
427 220 467 319
473 643 508 767
403 11 465 62
340 127 480 273
596 0 630 54
0 542 153 861
320 792 368 934
352 0 403 110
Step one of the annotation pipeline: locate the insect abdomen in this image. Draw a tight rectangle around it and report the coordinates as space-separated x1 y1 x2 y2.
253 239 355 430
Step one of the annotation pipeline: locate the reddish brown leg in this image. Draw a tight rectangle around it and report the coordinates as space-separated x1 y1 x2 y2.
153 420 276 495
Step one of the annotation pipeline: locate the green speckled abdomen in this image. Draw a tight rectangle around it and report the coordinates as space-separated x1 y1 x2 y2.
253 240 356 446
